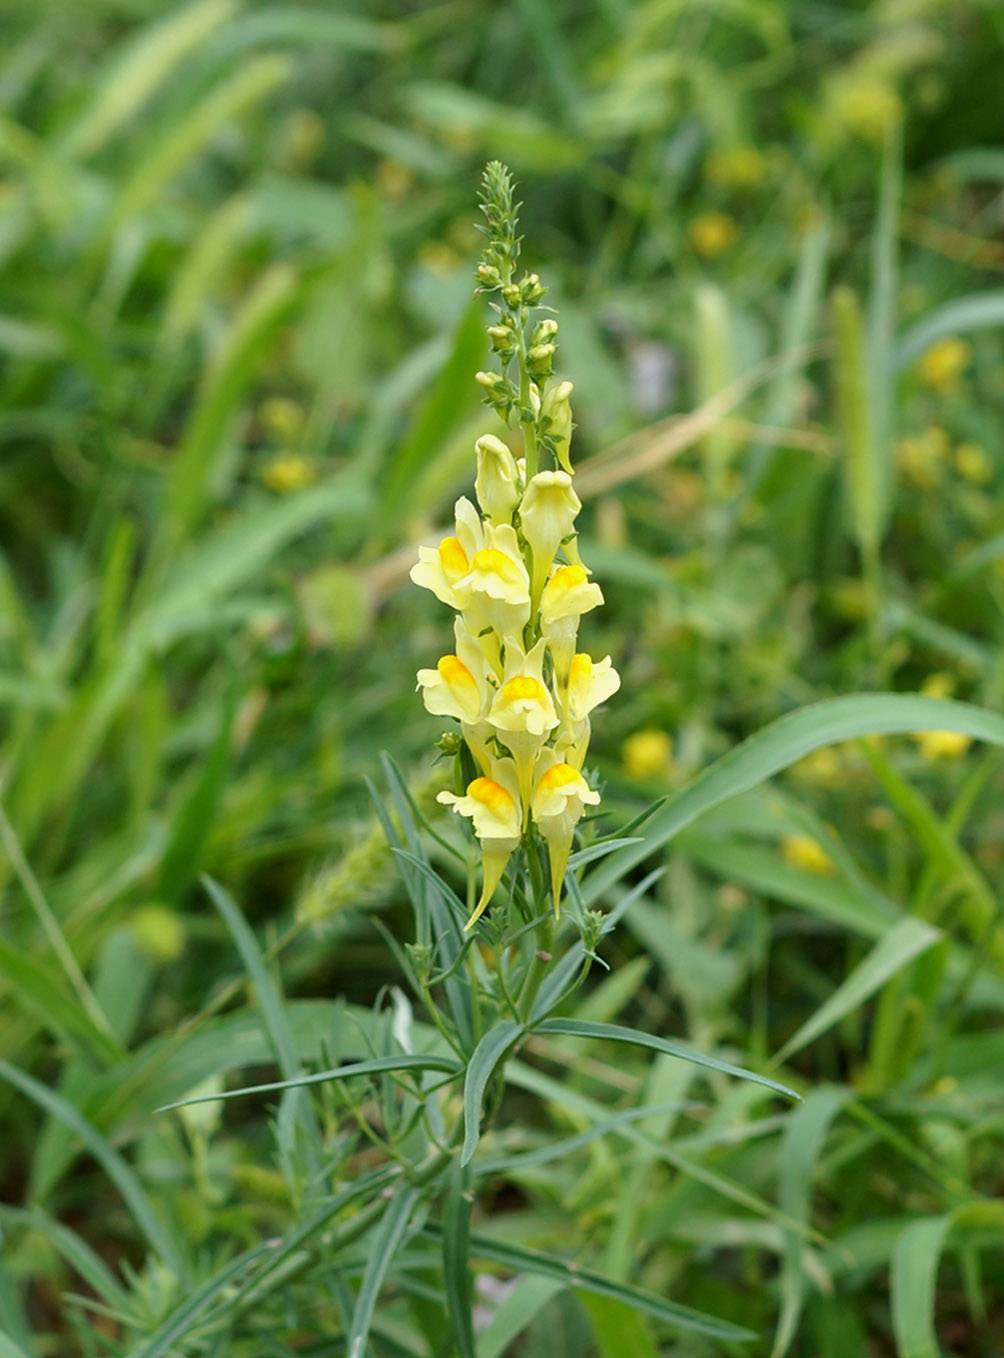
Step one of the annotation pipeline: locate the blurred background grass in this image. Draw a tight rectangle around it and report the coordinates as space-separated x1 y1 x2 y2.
2 0 1004 1353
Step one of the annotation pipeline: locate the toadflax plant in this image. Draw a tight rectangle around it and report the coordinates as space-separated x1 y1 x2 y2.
412 160 619 931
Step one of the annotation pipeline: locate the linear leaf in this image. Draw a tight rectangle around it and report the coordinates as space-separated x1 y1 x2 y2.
0 1061 181 1276
157 1053 459 1112
890 1215 951 1358
774 918 941 1065
347 1185 419 1358
425 1225 756 1341
535 1019 799 1101
461 1020 523 1166
442 1161 476 1358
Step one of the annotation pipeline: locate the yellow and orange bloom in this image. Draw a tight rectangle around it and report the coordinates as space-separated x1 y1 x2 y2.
519 471 582 606
438 760 523 926
531 751 601 915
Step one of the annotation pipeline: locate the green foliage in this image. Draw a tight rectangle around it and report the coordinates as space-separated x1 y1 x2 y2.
2 0 1004 1354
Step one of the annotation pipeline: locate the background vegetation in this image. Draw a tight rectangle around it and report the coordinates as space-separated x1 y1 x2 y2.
2 0 1004 1353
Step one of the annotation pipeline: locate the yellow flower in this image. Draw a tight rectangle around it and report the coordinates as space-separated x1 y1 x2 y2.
781 834 837 876
411 497 484 608
489 638 559 817
540 564 604 689
623 729 672 779
531 751 601 916
262 452 315 493
259 397 305 443
914 730 972 761
566 653 621 722
689 212 738 259
917 337 971 392
519 471 582 605
896 427 950 489
920 672 955 701
438 760 523 927
456 525 532 644
955 441 992 486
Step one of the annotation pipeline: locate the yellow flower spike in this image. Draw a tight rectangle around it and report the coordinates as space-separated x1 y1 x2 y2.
540 564 604 691
438 763 523 927
519 471 582 608
540 380 574 473
531 751 601 916
475 434 521 524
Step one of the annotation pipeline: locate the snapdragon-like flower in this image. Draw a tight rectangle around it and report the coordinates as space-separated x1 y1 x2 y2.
414 161 618 925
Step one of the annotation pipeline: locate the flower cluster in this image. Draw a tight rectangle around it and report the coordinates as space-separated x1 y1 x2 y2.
411 163 619 929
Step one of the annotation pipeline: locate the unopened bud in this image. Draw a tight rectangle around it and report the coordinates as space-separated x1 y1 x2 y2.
527 342 556 376
475 434 520 524
487 324 516 353
501 283 522 308
475 262 501 288
530 318 558 346
540 380 574 473
520 272 546 304
406 942 434 985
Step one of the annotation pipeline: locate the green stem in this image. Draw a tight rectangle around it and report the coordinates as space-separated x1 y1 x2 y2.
518 915 554 1023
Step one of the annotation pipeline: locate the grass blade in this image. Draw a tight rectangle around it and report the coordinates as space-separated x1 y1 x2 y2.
442 1160 476 1358
582 695 1004 904
773 918 941 1065
890 1215 951 1358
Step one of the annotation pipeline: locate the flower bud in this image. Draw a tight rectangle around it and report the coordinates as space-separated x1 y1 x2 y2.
527 342 556 376
501 283 522 308
530 318 558 346
519 470 581 605
475 262 502 288
475 434 520 524
540 380 574 473
520 272 546 304
487 324 516 354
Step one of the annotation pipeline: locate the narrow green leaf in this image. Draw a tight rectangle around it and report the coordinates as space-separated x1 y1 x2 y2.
461 1020 523 1166
347 1185 419 1358
0 1333 34 1358
425 1225 757 1341
772 1088 846 1357
774 919 941 1065
0 937 121 1065
157 1052 459 1112
157 693 234 903
535 1018 799 1101
475 1275 564 1358
890 1215 951 1358
125 1245 271 1358
442 1161 476 1358
0 1060 181 1276
583 695 1004 904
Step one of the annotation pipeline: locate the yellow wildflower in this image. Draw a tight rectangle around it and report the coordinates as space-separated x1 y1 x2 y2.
791 746 844 788
689 212 738 259
915 730 972 761
262 452 315 493
917 337 971 392
781 834 837 876
954 441 992 486
622 729 672 780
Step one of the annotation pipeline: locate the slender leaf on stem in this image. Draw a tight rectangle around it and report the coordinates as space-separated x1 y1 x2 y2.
156 1053 460 1112
535 1019 799 1101
442 1160 476 1358
347 1185 419 1358
461 1020 523 1165
424 1225 757 1341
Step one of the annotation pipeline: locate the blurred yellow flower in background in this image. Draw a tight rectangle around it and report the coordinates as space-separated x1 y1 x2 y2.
689 212 738 259
704 146 766 188
263 452 316 493
955 441 992 486
622 729 673 779
781 834 837 876
917 337 971 392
